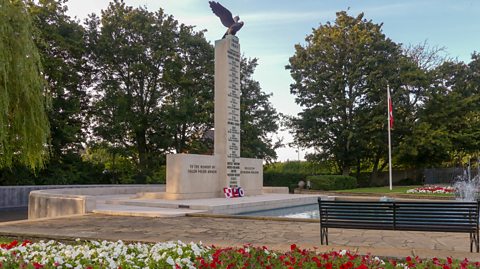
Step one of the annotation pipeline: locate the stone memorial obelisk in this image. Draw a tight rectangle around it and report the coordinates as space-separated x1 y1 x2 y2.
214 35 241 189
159 2 264 200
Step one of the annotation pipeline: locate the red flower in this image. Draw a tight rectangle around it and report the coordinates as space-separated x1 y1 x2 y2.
290 244 297 251
2 240 19 250
340 261 354 269
32 262 43 269
355 265 368 269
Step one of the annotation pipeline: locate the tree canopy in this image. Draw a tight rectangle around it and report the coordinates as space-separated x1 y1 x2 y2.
287 11 407 175
0 0 50 170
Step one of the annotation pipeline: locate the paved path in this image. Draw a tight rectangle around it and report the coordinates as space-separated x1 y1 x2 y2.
0 214 478 261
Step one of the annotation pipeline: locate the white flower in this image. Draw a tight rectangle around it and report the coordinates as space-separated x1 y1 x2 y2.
166 256 175 265
54 256 64 265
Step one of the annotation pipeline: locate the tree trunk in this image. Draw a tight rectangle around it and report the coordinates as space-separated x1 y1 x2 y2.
370 156 380 186
136 129 148 173
342 163 350 176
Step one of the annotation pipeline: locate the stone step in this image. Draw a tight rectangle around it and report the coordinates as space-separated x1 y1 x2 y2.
104 193 323 214
92 204 207 217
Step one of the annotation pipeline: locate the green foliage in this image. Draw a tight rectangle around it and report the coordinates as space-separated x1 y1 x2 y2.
263 171 308 192
146 165 166 184
87 0 216 179
161 24 214 154
263 161 334 191
82 145 138 184
27 0 91 158
265 160 334 174
0 154 107 186
396 177 423 186
287 11 407 175
396 54 480 167
240 58 281 162
306 175 357 190
0 0 50 170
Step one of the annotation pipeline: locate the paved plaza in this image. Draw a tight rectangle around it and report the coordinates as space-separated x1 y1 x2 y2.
0 214 478 261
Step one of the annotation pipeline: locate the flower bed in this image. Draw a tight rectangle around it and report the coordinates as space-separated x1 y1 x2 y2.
1 239 479 268
406 185 455 194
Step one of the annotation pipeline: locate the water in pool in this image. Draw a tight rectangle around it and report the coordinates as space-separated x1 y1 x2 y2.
237 204 318 219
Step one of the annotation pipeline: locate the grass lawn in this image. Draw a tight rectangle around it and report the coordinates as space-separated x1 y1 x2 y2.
0 237 13 244
333 186 454 197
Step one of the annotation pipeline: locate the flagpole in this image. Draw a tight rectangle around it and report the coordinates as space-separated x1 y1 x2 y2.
387 85 393 190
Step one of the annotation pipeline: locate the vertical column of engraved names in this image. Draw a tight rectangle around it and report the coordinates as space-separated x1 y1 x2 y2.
226 38 241 188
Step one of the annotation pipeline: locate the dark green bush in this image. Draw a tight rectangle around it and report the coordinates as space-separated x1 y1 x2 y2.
306 175 357 190
264 161 334 175
396 177 423 186
263 171 309 192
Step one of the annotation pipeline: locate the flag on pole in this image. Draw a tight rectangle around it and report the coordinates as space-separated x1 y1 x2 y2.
388 88 394 129
387 85 393 190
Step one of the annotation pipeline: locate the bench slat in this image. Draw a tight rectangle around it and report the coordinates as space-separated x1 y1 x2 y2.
318 198 480 252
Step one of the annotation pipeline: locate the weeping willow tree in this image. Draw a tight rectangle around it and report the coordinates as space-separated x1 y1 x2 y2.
0 0 50 170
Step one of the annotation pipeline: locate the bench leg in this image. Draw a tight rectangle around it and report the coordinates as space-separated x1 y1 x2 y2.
320 226 328 245
320 226 324 245
470 232 473 253
325 227 328 245
471 231 480 253
476 230 479 253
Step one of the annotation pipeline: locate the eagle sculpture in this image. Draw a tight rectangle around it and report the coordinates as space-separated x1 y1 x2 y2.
209 1 244 38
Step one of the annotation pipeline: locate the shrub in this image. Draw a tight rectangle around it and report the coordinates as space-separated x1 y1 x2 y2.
264 160 334 175
263 171 309 192
307 175 357 190
397 177 423 186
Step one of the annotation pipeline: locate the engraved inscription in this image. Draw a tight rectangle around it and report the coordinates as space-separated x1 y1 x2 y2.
240 166 260 174
225 38 241 187
188 164 217 174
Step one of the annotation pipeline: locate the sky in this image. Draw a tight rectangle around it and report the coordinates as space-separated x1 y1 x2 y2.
64 0 480 162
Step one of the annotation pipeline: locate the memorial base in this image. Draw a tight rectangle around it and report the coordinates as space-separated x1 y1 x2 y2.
163 153 263 200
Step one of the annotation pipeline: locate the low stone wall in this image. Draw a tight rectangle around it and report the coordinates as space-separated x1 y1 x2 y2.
1 185 91 209
25 185 165 219
0 185 165 209
262 186 289 194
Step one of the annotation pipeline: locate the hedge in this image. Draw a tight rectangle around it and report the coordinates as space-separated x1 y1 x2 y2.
263 171 309 192
306 175 357 190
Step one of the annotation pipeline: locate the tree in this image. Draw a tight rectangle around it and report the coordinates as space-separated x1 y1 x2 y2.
0 0 50 170
27 0 91 158
287 11 405 175
86 0 214 180
240 58 281 162
160 25 214 154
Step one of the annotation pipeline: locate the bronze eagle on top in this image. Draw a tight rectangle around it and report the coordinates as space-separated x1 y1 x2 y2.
209 1 244 38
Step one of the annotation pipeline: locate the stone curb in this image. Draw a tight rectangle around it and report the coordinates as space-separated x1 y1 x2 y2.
187 213 319 223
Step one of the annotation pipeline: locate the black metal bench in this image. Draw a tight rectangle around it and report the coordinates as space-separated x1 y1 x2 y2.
318 199 480 252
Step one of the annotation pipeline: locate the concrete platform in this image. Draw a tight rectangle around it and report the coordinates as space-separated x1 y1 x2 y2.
93 204 207 217
28 185 311 219
105 193 322 215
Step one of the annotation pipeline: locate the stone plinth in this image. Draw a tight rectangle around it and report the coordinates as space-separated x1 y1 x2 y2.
163 154 262 199
164 154 221 199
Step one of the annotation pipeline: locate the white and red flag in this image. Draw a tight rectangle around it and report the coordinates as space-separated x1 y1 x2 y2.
388 87 394 129
387 85 393 190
